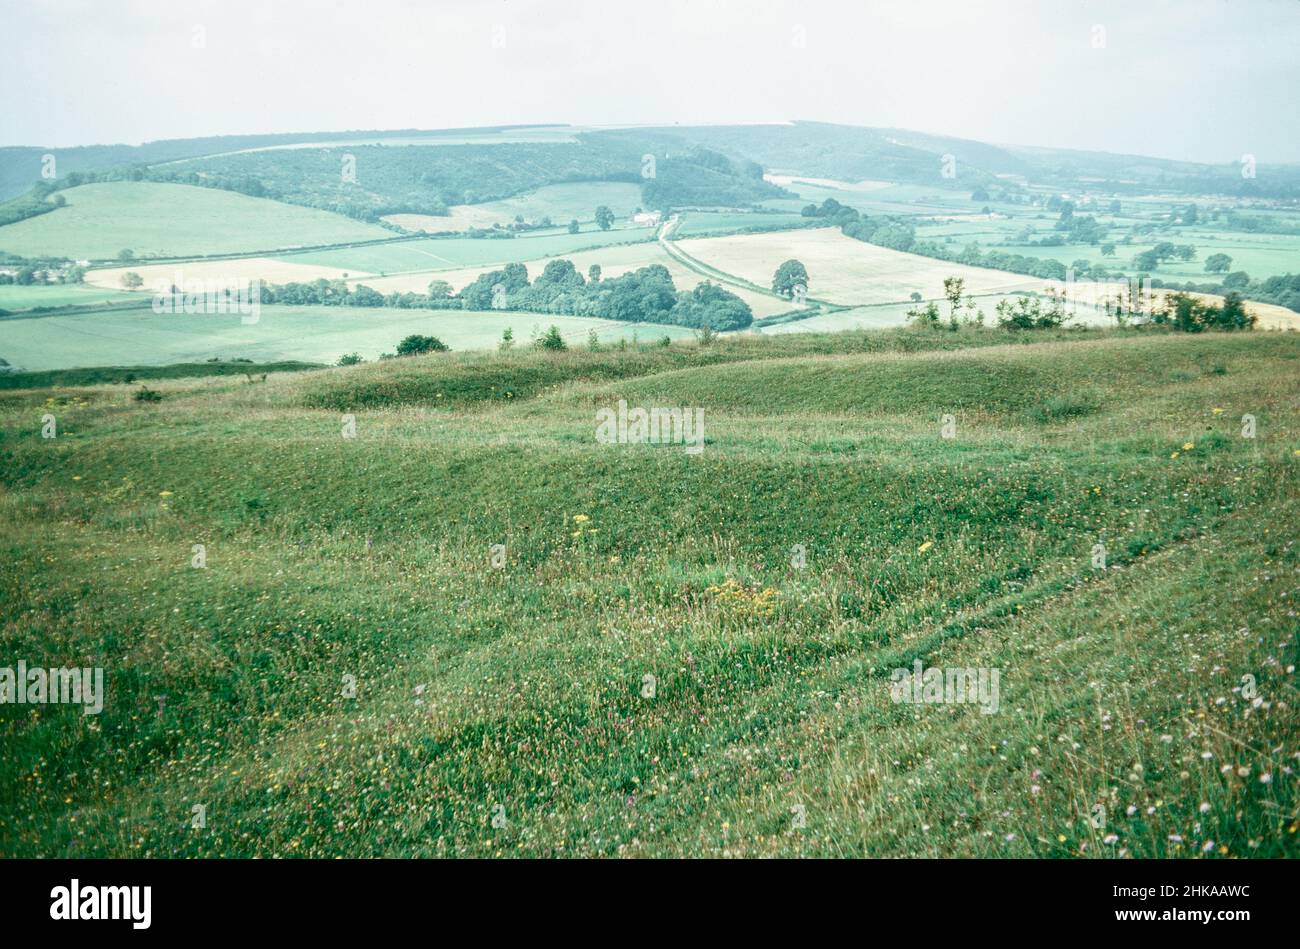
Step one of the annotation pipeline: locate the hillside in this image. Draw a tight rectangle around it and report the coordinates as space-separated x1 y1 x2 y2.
0 181 390 261
1 327 1295 857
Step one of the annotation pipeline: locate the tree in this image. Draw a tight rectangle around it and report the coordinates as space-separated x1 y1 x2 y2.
587 264 601 283
427 279 453 299
568 219 579 235
1174 244 1197 262
594 206 614 231
1222 271 1250 289
395 334 448 356
118 249 135 262
942 276 965 327
499 328 515 351
1204 253 1232 274
1100 243 1116 257
1133 250 1161 272
910 291 923 302
537 325 567 351
120 271 143 289
772 259 809 299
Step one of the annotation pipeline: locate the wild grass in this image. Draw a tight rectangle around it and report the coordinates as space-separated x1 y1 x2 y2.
0 325 1296 857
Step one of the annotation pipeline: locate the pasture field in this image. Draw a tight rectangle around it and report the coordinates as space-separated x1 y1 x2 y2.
1 328 1296 858
383 182 646 233
0 305 691 370
83 258 372 292
918 218 1300 285
676 227 1049 305
274 227 655 275
0 182 389 261
669 209 807 237
0 284 140 311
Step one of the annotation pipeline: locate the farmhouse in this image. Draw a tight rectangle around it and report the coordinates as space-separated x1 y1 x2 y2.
631 210 662 227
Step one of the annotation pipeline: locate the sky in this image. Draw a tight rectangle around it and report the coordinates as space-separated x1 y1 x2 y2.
3 0 1298 163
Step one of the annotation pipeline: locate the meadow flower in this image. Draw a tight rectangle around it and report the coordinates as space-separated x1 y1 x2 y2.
917 541 933 553
1182 442 1194 451
159 490 173 497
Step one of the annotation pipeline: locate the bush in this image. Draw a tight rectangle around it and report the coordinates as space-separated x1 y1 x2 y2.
133 386 163 402
537 326 567 351
395 335 449 356
337 353 364 366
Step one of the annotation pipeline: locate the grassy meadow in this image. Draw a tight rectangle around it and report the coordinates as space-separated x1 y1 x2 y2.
1 325 1296 858
0 182 390 261
0 305 692 371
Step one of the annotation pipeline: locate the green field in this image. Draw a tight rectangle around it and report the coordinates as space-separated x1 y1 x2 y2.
0 283 141 311
0 304 693 371
0 182 390 261
276 227 656 275
672 209 808 236
1 327 1296 857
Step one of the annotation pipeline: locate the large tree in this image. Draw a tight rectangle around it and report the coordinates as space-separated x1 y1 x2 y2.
1204 253 1233 274
594 206 615 231
772 259 809 299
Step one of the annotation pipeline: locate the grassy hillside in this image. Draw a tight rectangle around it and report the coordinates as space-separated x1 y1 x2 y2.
1 327 1296 858
0 182 390 261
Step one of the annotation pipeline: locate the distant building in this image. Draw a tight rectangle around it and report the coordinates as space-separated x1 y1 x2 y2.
632 210 662 227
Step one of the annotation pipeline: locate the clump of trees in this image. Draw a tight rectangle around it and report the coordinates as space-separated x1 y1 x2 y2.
1152 292 1254 332
1132 242 1197 271
395 334 448 356
258 259 753 331
1204 253 1232 273
994 292 1069 330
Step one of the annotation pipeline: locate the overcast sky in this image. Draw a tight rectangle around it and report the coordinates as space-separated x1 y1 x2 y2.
3 0 1297 163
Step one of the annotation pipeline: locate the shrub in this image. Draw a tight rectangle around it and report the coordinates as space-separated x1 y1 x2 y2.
395 334 449 356
537 326 567 351
337 353 363 366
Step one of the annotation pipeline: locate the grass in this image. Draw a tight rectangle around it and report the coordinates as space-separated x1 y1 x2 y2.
0 360 324 390
0 284 141 312
0 305 693 371
0 182 389 260
0 326 1296 858
274 227 655 274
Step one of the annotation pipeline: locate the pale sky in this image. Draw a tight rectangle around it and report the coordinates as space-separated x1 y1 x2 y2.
3 0 1298 163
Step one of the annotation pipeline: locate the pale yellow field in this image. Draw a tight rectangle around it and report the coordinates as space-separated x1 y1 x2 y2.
675 227 1049 305
764 174 892 192
84 258 372 292
350 242 800 319
383 207 505 233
